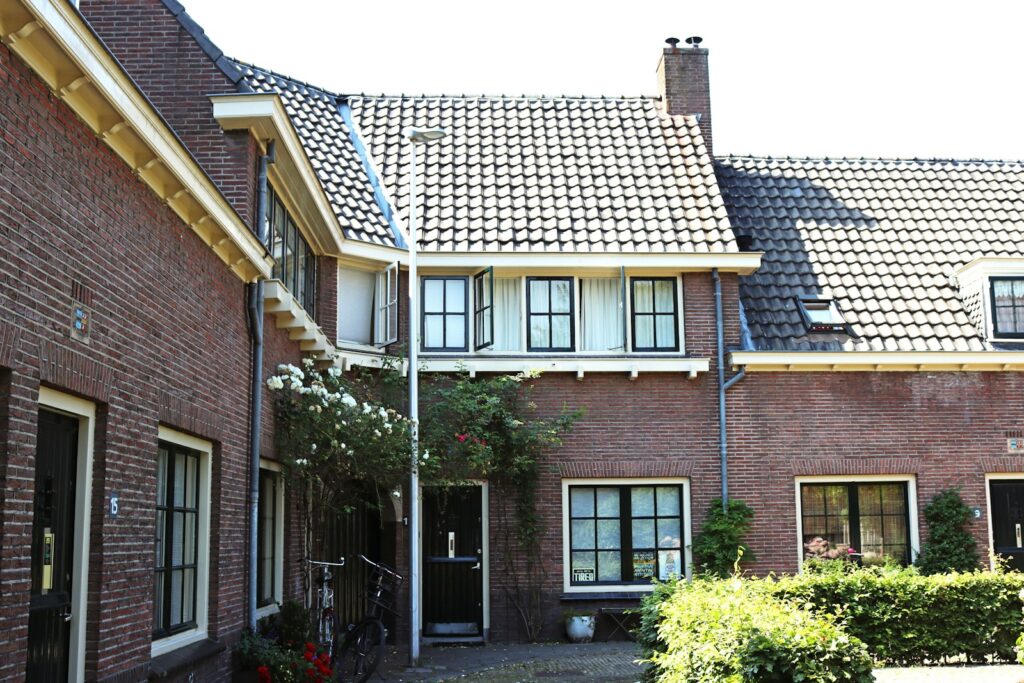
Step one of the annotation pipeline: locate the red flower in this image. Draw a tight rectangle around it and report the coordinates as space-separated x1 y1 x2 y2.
256 665 271 683
305 642 316 652
456 433 468 442
303 650 314 662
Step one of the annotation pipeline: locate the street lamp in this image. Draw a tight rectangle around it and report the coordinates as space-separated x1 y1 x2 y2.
405 125 446 667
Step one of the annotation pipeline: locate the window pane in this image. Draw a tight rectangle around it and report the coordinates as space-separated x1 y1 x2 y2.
632 519 655 548
446 279 466 313
155 510 165 566
182 568 195 624
170 569 183 626
183 511 196 564
445 314 465 348
825 485 849 515
801 486 825 516
185 455 197 508
597 520 621 549
859 485 882 515
1015 280 1024 307
530 315 550 348
424 314 444 348
295 237 307 305
571 519 596 550
655 314 676 348
571 552 596 583
996 306 1018 334
529 280 549 313
994 279 1014 304
654 280 675 313
883 515 908 546
657 518 681 548
173 453 186 507
598 551 621 581
551 280 571 313
596 489 620 517
153 574 164 631
631 487 655 516
551 315 571 348
172 511 184 565
156 448 168 505
656 487 680 516
634 280 653 313
570 488 594 517
634 316 654 348
424 280 444 313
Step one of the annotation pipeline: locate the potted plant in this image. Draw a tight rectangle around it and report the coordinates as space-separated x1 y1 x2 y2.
563 609 597 643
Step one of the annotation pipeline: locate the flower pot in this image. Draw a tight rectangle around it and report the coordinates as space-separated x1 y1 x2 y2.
565 615 596 643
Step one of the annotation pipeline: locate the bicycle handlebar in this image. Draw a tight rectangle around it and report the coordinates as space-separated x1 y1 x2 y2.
302 557 346 568
358 554 403 582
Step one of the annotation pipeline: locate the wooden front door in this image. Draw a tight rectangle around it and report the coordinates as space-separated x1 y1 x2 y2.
27 410 79 682
423 486 483 638
990 480 1024 572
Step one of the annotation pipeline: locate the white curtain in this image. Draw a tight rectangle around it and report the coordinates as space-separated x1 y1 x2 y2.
492 278 521 351
581 278 624 352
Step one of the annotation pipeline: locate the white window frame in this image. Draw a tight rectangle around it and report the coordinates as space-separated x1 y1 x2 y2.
793 474 920 572
37 387 95 683
152 427 213 658
256 459 286 619
374 261 399 347
560 477 692 593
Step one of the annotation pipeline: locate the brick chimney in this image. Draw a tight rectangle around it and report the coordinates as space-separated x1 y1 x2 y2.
657 36 713 156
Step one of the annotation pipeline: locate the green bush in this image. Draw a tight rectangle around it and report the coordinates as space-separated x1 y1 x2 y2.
638 577 873 683
915 488 981 574
691 498 756 577
770 565 1024 665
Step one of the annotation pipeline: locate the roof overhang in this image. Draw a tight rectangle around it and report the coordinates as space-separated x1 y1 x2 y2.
956 257 1024 287
730 351 1024 372
416 251 762 272
0 0 272 282
211 93 345 255
338 240 408 267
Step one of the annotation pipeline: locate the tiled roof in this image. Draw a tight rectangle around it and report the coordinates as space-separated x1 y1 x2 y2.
716 156 1024 352
238 64 399 246
346 95 736 253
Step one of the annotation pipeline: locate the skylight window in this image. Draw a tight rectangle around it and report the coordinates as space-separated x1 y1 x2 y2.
796 297 848 333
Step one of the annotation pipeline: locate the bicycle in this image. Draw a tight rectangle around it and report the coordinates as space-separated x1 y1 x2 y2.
336 554 404 683
303 557 346 663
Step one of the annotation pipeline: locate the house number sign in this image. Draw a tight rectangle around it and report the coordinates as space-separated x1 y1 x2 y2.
109 491 119 517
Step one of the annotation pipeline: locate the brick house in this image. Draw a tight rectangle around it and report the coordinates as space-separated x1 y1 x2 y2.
2 1 1024 680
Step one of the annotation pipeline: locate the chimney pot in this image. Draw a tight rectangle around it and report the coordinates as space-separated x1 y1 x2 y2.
685 36 703 48
665 37 681 49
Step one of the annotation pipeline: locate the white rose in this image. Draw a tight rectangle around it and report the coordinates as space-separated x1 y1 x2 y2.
341 394 357 407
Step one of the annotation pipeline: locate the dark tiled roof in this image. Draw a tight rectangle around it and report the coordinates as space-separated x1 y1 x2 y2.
716 156 1024 351
347 95 736 253
158 0 248 89
239 64 399 246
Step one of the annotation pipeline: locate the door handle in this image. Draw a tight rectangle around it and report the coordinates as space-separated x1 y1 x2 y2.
471 562 481 571
1016 523 1021 548
59 606 72 623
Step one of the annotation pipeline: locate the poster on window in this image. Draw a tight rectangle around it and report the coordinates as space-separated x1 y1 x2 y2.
658 549 682 580
572 567 595 583
632 550 656 579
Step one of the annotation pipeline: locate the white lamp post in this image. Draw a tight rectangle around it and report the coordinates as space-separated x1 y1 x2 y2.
405 126 446 667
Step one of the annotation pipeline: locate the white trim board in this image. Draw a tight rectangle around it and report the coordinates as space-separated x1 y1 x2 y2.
560 477 692 594
418 251 762 273
37 387 95 683
731 351 1024 372
793 474 920 571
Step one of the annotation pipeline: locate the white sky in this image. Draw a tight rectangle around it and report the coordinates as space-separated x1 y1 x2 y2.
185 0 1024 160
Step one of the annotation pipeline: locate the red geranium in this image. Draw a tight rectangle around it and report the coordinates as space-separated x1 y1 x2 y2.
256 665 271 683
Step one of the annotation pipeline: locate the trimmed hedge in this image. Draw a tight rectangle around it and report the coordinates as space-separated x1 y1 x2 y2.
638 578 873 683
770 565 1024 665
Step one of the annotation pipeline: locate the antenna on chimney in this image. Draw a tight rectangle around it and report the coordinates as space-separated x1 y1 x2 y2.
665 37 681 49
685 36 703 48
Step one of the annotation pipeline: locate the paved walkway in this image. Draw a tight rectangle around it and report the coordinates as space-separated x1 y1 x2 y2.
377 641 1024 682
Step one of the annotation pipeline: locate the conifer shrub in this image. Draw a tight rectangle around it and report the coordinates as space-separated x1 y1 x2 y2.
915 487 981 574
691 498 756 577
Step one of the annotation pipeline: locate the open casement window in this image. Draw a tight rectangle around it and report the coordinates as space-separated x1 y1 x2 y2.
527 277 575 352
800 482 910 566
991 277 1024 338
373 262 399 347
474 268 494 350
568 484 684 586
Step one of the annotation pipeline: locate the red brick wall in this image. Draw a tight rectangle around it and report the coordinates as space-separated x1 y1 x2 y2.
657 45 713 155
0 39 300 681
79 0 258 230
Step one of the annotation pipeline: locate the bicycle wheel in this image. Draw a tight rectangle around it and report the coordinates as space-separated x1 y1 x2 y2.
315 607 341 661
335 619 386 683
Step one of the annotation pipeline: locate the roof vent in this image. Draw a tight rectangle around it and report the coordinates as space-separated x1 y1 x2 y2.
685 36 703 48
665 37 681 49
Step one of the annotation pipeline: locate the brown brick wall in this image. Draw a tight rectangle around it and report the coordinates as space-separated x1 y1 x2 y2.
657 45 713 156
0 39 301 681
79 0 258 230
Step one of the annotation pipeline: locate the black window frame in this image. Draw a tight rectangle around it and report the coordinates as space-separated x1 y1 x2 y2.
796 297 848 333
630 277 680 352
799 481 911 566
268 187 317 319
153 441 201 640
526 277 575 352
256 468 280 609
421 276 469 352
474 268 495 351
991 276 1024 339
567 484 685 587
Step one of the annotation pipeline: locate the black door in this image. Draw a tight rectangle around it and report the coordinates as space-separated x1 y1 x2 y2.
990 481 1024 571
27 410 79 682
423 486 483 637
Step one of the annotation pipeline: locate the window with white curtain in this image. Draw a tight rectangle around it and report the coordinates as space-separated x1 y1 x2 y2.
491 278 522 351
581 278 624 352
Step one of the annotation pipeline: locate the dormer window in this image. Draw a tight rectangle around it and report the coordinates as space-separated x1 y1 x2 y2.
992 277 1024 339
797 297 847 333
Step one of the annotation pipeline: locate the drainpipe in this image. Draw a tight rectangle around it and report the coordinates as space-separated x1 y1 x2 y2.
713 268 746 512
247 140 276 631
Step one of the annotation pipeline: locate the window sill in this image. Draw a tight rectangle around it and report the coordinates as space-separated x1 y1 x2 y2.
560 589 652 600
255 602 281 621
150 636 224 679
419 355 709 378
151 628 208 659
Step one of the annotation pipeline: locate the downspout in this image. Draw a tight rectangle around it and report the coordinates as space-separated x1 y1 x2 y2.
247 140 276 631
713 268 746 512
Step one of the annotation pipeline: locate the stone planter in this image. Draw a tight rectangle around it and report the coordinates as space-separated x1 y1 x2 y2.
565 614 596 643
